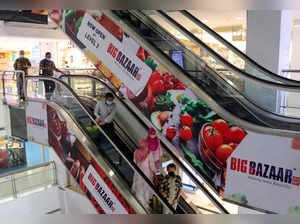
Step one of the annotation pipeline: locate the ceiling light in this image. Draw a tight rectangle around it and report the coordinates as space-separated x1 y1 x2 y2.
235 16 243 20
202 19 208 23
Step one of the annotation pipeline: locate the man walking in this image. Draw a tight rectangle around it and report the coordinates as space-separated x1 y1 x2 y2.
39 52 66 99
14 50 31 100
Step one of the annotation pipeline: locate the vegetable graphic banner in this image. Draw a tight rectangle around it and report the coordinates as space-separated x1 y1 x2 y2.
47 104 135 214
49 10 298 211
50 8 246 193
224 132 300 214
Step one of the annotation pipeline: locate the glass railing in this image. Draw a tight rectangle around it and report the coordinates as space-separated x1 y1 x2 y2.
0 162 56 203
24 75 175 214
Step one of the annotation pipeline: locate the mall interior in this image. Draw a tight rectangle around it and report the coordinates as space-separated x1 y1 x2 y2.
0 9 299 215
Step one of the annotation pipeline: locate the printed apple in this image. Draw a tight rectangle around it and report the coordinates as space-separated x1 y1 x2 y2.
227 127 247 144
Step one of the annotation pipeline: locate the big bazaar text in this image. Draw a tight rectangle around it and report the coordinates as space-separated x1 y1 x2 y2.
230 157 300 186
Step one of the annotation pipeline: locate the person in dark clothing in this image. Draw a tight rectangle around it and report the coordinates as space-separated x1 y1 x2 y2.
14 50 31 100
39 52 66 100
160 163 182 214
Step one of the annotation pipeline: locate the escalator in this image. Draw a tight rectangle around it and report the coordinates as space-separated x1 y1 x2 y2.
162 10 300 86
50 10 300 213
107 10 300 133
23 75 187 214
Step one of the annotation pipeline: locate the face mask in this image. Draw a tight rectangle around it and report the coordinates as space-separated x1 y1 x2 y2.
20 55 24 58
106 101 113 105
46 57 51 61
168 171 175 177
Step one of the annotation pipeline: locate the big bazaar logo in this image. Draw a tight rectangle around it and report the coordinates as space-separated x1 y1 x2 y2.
26 117 46 128
88 172 115 212
230 157 300 186
107 43 142 81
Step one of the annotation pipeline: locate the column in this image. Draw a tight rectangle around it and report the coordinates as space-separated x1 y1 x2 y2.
245 10 292 113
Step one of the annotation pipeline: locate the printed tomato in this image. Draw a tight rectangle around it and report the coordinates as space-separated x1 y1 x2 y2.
180 114 194 127
215 144 233 164
227 126 247 144
212 119 229 136
204 128 223 152
165 81 175 90
179 126 193 141
228 142 238 150
203 125 213 135
175 83 186 90
151 80 166 95
166 126 177 139
148 70 162 85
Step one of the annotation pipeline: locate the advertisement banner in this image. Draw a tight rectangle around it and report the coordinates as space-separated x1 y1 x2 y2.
83 165 128 214
47 105 134 214
26 101 48 145
50 9 248 194
75 12 152 96
224 132 300 214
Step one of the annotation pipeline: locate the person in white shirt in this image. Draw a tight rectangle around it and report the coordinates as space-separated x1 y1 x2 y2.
94 92 117 137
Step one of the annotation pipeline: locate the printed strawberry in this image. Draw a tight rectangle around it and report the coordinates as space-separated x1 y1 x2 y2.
172 77 180 84
180 114 194 127
179 126 193 141
166 126 177 139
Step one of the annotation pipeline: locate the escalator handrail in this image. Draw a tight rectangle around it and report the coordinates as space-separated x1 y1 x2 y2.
24 75 177 214
180 10 300 86
155 10 300 92
58 74 227 214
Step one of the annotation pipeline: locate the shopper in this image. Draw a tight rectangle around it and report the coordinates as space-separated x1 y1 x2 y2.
147 127 163 174
94 92 117 137
39 52 66 100
131 139 156 211
14 50 31 100
160 163 182 214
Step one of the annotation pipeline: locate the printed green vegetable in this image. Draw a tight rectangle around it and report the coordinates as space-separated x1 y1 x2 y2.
145 57 158 72
74 17 83 35
181 143 208 176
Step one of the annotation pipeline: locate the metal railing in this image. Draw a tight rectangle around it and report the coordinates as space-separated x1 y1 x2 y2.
0 162 57 203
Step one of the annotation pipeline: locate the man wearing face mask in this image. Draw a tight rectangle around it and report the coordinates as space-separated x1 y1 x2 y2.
14 50 31 100
39 52 66 100
160 163 182 214
94 92 117 137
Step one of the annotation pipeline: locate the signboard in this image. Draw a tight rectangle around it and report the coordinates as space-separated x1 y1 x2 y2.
224 132 300 214
83 165 129 214
26 101 48 145
76 12 152 96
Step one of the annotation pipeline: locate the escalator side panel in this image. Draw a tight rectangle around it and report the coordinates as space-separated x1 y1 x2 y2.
26 101 136 214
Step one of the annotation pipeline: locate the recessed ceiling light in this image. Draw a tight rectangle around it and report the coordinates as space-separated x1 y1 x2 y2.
236 16 243 20
202 19 208 23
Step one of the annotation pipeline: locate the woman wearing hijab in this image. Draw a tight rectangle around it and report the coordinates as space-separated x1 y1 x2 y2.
132 139 156 210
147 128 163 174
